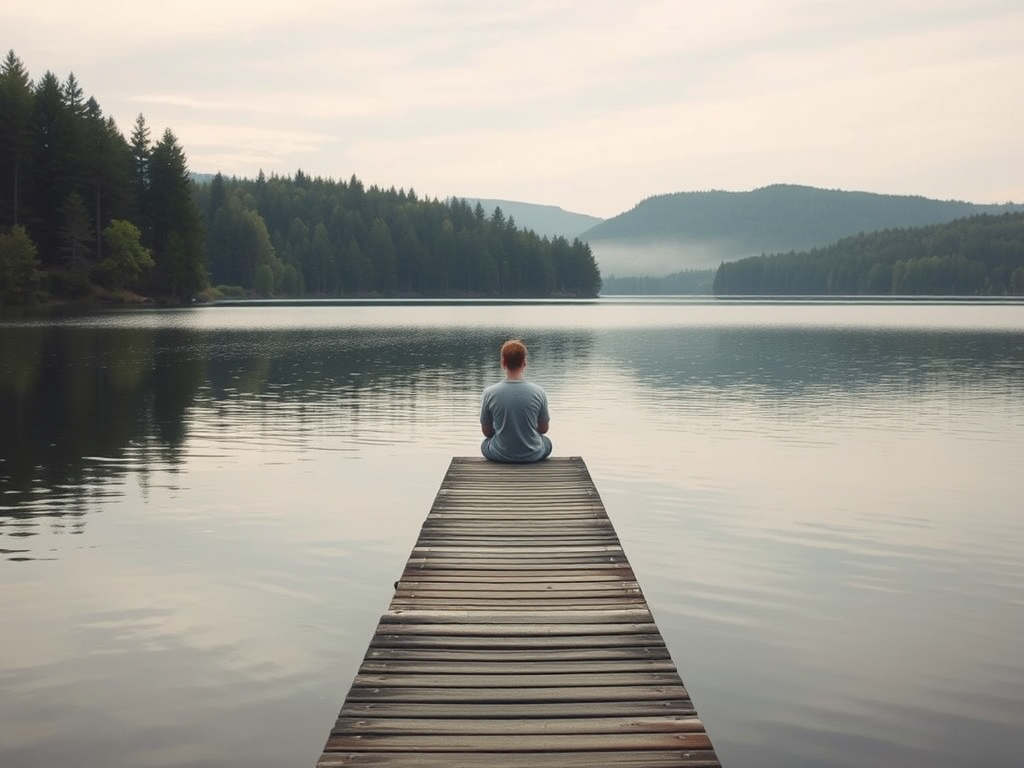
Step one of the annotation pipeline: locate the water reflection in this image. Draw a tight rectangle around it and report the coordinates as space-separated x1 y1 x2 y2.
1 302 1023 768
602 324 1024 397
1 325 202 548
3 309 1023 560
0 316 601 557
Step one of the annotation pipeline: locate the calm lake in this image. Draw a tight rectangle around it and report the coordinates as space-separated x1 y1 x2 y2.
1 299 1022 768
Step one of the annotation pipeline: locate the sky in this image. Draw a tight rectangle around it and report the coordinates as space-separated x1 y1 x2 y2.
6 0 1024 219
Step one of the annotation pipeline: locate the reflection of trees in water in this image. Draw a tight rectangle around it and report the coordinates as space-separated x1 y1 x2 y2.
197 326 598 449
201 326 596 400
7 317 1020 547
0 323 597 543
4 319 1020 546
601 327 1024 397
0 326 206 542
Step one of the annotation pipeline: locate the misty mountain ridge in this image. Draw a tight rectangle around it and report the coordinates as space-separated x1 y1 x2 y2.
457 197 603 240
581 184 1024 277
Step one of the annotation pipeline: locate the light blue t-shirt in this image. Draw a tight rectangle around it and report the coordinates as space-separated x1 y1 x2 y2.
480 379 551 463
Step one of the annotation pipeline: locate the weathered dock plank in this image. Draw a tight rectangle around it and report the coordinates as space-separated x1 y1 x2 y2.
316 456 720 767
319 753 722 768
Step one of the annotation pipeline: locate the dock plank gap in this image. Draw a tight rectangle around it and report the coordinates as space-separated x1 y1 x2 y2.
316 456 721 767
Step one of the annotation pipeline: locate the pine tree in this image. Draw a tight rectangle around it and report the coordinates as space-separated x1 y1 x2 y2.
129 113 151 215
147 129 205 299
0 51 34 227
54 73 88 209
29 71 65 265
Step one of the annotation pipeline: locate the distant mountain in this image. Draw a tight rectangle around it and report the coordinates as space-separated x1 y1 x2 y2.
582 184 1024 277
458 198 603 240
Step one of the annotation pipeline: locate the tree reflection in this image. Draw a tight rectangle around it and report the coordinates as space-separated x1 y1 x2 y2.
0 325 205 544
602 326 1024 397
0 322 598 548
7 314 1017 553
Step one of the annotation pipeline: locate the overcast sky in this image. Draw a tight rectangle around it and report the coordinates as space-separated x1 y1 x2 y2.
7 0 1023 218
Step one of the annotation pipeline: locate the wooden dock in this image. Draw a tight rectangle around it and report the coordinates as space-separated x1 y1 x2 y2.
317 456 720 767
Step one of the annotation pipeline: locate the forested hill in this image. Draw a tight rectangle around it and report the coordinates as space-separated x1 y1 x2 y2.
195 175 602 298
581 185 1024 275
713 212 1024 296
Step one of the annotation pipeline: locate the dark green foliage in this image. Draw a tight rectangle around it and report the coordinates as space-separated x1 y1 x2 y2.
195 176 602 298
714 213 1024 296
129 113 150 206
0 224 42 304
0 51 34 227
146 129 206 299
56 191 92 271
206 186 275 290
85 110 137 258
97 219 153 290
1 51 184 300
26 70 66 263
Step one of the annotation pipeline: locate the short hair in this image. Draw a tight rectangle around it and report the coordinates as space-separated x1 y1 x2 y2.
501 339 528 371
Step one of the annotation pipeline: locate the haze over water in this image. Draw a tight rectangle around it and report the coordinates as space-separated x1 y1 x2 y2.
1 299 1022 767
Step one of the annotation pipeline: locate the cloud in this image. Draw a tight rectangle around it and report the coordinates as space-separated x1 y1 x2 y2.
166 122 340 177
6 0 1023 217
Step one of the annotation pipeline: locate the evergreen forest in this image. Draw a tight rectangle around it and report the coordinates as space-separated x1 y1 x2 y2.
194 173 601 299
713 212 1024 295
0 51 205 305
0 52 601 306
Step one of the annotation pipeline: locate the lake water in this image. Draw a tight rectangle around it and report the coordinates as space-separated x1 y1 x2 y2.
1 299 1023 768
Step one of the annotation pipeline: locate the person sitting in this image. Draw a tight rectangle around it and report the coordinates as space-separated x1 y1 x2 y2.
480 339 552 463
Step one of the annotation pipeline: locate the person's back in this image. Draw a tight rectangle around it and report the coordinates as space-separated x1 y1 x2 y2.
480 339 552 463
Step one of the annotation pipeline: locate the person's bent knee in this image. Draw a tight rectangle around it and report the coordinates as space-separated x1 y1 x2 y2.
540 435 553 460
481 438 500 462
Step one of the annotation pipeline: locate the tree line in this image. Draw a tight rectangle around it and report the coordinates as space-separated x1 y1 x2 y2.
713 212 1024 295
0 51 204 305
196 172 601 298
0 51 601 305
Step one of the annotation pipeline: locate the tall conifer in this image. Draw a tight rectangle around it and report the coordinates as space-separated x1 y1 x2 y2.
147 129 205 299
0 51 34 227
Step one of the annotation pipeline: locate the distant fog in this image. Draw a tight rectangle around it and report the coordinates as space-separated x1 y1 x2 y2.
588 238 747 277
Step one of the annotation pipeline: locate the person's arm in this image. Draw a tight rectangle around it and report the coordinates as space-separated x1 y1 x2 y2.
480 390 494 436
537 389 550 435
